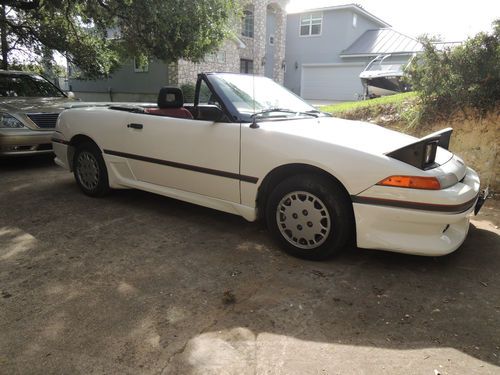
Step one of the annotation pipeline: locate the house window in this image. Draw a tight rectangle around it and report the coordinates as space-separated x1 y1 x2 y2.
205 51 226 64
269 35 275 45
134 57 149 73
240 59 254 74
242 8 254 38
300 12 322 36
217 51 226 63
204 53 215 63
352 13 357 28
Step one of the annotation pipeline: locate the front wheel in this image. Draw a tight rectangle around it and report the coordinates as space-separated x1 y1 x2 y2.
73 142 110 197
266 174 354 260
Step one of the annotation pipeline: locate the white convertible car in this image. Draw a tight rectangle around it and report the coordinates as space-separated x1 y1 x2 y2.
52 73 486 260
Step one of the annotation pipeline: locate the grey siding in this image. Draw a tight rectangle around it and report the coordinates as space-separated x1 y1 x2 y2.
69 59 169 101
284 9 383 95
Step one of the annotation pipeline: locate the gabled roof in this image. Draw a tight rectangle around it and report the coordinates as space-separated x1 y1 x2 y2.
288 3 391 28
341 28 423 57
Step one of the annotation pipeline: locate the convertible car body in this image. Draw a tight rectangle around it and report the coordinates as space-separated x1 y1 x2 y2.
52 73 484 260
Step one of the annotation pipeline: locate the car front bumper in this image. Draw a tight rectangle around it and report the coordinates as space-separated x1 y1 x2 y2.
353 167 481 256
0 128 54 157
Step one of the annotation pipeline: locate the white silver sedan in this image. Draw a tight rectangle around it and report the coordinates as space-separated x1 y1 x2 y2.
52 73 485 260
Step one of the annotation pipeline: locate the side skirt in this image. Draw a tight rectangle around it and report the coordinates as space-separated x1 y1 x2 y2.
112 176 257 222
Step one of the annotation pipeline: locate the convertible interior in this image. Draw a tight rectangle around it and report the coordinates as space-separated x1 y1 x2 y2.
110 86 227 123
144 87 193 119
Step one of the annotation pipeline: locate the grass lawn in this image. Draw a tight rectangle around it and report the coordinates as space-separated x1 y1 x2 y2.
320 92 417 114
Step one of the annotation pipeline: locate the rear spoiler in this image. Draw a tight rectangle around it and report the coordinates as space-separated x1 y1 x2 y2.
385 128 453 170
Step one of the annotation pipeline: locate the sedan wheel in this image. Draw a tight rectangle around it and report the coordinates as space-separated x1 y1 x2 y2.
266 174 354 260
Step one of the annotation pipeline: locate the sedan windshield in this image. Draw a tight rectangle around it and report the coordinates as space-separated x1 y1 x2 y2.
0 73 65 97
210 73 317 118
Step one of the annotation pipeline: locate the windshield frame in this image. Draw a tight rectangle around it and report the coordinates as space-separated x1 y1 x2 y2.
0 72 67 98
205 72 319 123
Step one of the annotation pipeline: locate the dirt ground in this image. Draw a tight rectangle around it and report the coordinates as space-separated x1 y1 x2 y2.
1 156 499 375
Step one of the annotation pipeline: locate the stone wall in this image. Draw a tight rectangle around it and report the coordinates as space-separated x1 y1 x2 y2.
167 63 179 85
270 2 287 83
177 40 241 85
250 0 268 76
175 0 289 85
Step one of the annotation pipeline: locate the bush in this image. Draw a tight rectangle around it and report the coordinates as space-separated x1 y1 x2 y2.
406 20 500 119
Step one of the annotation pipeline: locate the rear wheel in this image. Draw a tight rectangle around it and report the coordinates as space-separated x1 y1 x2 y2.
73 142 110 197
266 174 354 260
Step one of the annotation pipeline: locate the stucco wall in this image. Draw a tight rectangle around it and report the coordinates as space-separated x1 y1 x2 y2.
410 110 499 192
355 107 499 192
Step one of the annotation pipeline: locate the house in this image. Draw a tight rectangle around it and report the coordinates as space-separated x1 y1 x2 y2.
69 0 289 102
284 4 423 101
69 2 426 103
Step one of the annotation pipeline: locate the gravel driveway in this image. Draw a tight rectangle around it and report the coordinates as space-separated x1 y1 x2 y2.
1 156 499 374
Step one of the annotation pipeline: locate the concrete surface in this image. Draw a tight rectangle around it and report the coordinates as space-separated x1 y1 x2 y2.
0 156 499 375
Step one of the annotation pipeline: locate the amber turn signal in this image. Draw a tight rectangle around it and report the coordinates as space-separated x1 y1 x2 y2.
377 176 441 190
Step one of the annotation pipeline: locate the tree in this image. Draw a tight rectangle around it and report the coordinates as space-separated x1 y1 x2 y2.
0 0 238 77
406 19 500 115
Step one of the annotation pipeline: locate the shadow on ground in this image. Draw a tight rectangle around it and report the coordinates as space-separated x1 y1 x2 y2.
0 158 499 374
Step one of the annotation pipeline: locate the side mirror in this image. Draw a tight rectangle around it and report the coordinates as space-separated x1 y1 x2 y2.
197 105 227 122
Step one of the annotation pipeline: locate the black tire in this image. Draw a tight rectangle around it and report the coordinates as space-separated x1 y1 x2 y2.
266 174 354 260
73 141 110 197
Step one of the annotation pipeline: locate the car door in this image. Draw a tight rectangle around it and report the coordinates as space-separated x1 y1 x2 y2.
119 111 241 203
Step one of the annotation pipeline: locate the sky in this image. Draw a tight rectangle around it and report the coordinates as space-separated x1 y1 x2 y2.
287 0 500 41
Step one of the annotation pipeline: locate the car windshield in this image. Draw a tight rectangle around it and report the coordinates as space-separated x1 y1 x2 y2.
210 73 316 116
366 55 407 73
0 73 64 97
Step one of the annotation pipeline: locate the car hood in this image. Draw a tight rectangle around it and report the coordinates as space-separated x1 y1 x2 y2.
261 116 453 162
0 97 80 113
0 97 150 113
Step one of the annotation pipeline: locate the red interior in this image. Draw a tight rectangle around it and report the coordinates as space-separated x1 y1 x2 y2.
144 107 193 119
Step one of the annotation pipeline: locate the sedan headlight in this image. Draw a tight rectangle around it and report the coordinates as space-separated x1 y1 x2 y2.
0 113 26 128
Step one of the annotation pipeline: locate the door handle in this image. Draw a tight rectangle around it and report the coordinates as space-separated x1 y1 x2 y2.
127 123 143 129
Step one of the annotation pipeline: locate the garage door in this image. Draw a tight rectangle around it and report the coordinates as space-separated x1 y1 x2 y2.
301 64 365 101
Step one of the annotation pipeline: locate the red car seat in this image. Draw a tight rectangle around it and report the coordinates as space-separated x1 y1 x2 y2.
145 87 193 119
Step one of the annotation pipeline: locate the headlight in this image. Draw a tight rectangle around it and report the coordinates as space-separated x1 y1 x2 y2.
437 172 459 189
0 113 26 128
